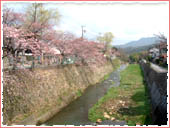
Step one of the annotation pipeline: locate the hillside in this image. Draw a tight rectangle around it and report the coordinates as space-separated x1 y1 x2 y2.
116 37 160 54
120 44 157 54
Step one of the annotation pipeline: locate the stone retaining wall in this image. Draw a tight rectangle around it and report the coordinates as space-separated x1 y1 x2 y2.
140 60 168 125
3 61 117 125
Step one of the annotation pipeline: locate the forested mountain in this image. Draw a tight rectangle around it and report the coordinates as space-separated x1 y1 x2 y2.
116 37 160 54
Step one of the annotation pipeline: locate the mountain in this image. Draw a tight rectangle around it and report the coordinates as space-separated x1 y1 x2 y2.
121 44 158 54
116 37 160 48
115 37 160 54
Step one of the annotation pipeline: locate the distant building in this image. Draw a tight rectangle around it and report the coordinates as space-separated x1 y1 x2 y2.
148 41 167 66
149 48 160 59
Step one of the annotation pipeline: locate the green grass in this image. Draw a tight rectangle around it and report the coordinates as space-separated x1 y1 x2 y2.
76 89 82 97
88 87 119 121
88 64 151 125
103 74 110 81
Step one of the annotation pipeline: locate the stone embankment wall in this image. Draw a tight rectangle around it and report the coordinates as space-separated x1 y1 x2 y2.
140 60 167 125
3 61 118 125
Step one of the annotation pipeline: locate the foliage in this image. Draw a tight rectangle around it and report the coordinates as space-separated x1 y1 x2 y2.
76 90 82 97
3 7 24 27
97 32 114 43
52 38 106 65
103 74 110 81
3 24 58 58
118 49 129 62
24 3 60 37
2 5 114 67
129 53 140 63
97 32 114 53
129 51 148 63
3 6 60 59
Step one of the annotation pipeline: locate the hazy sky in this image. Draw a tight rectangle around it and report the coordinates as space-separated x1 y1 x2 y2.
2 1 169 45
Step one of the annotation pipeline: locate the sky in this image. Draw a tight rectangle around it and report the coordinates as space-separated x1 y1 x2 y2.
2 1 169 45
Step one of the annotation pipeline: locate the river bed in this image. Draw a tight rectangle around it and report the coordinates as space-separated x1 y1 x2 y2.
44 64 127 125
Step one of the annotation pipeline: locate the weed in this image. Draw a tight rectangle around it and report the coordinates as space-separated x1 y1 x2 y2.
76 89 82 97
103 74 110 81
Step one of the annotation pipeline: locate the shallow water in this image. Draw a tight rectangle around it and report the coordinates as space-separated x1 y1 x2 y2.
45 64 127 125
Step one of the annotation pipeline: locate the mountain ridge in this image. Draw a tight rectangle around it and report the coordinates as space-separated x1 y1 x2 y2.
115 37 160 54
115 37 160 48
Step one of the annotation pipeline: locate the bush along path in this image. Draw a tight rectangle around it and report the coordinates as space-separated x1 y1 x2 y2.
88 64 151 126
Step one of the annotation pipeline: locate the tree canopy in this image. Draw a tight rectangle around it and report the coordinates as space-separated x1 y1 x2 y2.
24 3 60 37
3 5 109 65
97 32 114 53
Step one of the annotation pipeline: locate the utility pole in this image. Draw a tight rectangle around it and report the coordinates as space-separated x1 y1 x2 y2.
81 26 85 39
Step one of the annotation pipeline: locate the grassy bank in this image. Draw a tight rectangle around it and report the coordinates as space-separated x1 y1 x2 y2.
88 64 151 125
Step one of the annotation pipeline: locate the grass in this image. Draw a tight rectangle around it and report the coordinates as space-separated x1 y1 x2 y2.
103 74 110 81
76 89 82 97
88 64 151 125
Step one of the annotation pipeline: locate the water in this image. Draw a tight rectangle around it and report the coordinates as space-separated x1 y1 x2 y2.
45 64 127 125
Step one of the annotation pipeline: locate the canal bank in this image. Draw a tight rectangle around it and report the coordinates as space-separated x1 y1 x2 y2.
44 64 127 125
88 64 152 125
3 59 120 125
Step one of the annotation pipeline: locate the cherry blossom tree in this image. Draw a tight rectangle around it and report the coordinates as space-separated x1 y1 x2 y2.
3 7 24 27
70 39 106 65
24 3 60 38
3 7 58 58
3 5 108 67
52 37 106 65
